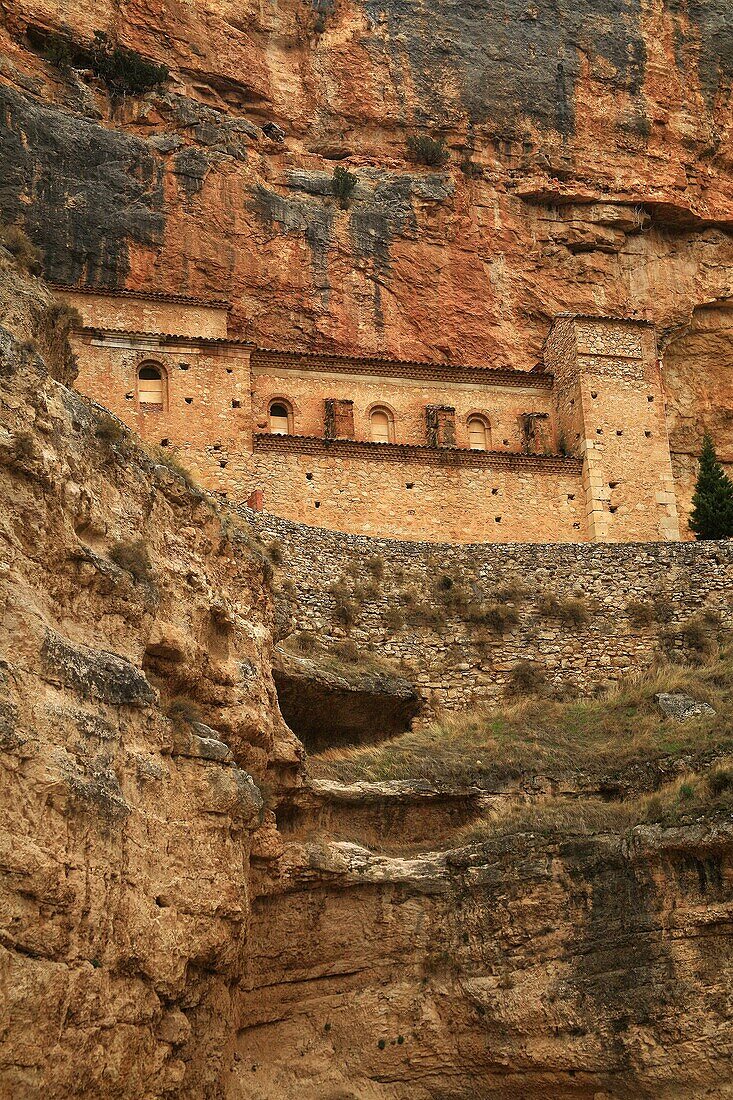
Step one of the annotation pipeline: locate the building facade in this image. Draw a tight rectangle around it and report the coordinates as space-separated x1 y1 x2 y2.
64 286 681 544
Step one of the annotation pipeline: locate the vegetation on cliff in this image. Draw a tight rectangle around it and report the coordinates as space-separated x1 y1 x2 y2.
311 643 733 828
690 432 733 540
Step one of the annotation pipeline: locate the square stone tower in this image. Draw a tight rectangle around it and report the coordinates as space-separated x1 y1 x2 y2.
546 315 680 542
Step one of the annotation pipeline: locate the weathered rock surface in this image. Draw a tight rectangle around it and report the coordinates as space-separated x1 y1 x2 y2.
241 822 733 1099
655 691 717 721
0 258 297 1098
272 648 421 751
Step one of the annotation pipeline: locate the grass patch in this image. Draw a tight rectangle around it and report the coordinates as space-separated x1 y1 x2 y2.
1 224 43 274
310 647 733 790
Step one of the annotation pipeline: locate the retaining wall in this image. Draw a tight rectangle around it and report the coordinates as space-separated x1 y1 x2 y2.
237 509 733 711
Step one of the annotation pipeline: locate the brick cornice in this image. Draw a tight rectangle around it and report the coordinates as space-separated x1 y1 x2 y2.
252 348 553 389
254 434 583 472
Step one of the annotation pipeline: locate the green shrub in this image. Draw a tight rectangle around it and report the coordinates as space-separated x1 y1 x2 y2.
110 539 153 583
407 134 449 167
167 696 202 727
332 165 358 209
267 541 284 566
538 592 590 627
1 225 43 274
44 33 74 71
366 554 385 582
507 660 546 696
90 30 169 97
626 599 655 627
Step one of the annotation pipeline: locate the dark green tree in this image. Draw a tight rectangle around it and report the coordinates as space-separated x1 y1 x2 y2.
689 432 733 540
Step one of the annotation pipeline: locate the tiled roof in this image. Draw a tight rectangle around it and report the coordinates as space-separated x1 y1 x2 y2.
51 283 231 309
78 326 253 348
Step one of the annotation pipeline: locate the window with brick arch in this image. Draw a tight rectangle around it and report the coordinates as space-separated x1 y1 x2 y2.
269 401 292 435
137 363 166 411
467 415 490 451
370 407 393 444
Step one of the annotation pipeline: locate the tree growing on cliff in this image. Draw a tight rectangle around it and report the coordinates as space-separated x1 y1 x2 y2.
689 432 733 541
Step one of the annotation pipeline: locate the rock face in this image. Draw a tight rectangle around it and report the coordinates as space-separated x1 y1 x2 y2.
0 257 298 1097
0 0 731 372
242 823 733 1099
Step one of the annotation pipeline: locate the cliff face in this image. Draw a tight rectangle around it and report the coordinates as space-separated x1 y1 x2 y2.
241 822 733 1099
0 256 299 1097
0 0 731 365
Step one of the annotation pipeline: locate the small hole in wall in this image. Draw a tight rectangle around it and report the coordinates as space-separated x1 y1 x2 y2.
306 472 313 481
568 494 575 501
609 505 618 514
179 363 189 371
573 522 581 529
503 439 509 446
406 482 414 489
616 430 623 436
213 442 221 451
315 501 321 508
491 488 499 496
185 397 193 404
125 392 133 400
226 368 233 374
596 428 603 435
232 400 241 408
648 395 654 402
575 433 580 440
591 391 598 399
645 430 652 438
609 481 618 489
160 438 170 447
570 399 574 407
495 516 502 523
407 509 415 515
219 460 228 468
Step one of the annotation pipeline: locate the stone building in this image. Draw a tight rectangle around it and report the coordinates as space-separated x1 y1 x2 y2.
64 285 680 544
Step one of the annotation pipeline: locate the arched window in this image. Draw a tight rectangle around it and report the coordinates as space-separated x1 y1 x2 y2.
269 400 292 435
467 415 490 451
370 406 394 444
138 363 166 411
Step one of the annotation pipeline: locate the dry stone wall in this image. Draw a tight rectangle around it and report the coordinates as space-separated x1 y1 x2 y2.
239 509 733 711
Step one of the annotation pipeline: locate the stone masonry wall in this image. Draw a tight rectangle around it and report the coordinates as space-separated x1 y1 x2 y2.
248 443 585 542
238 509 733 712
